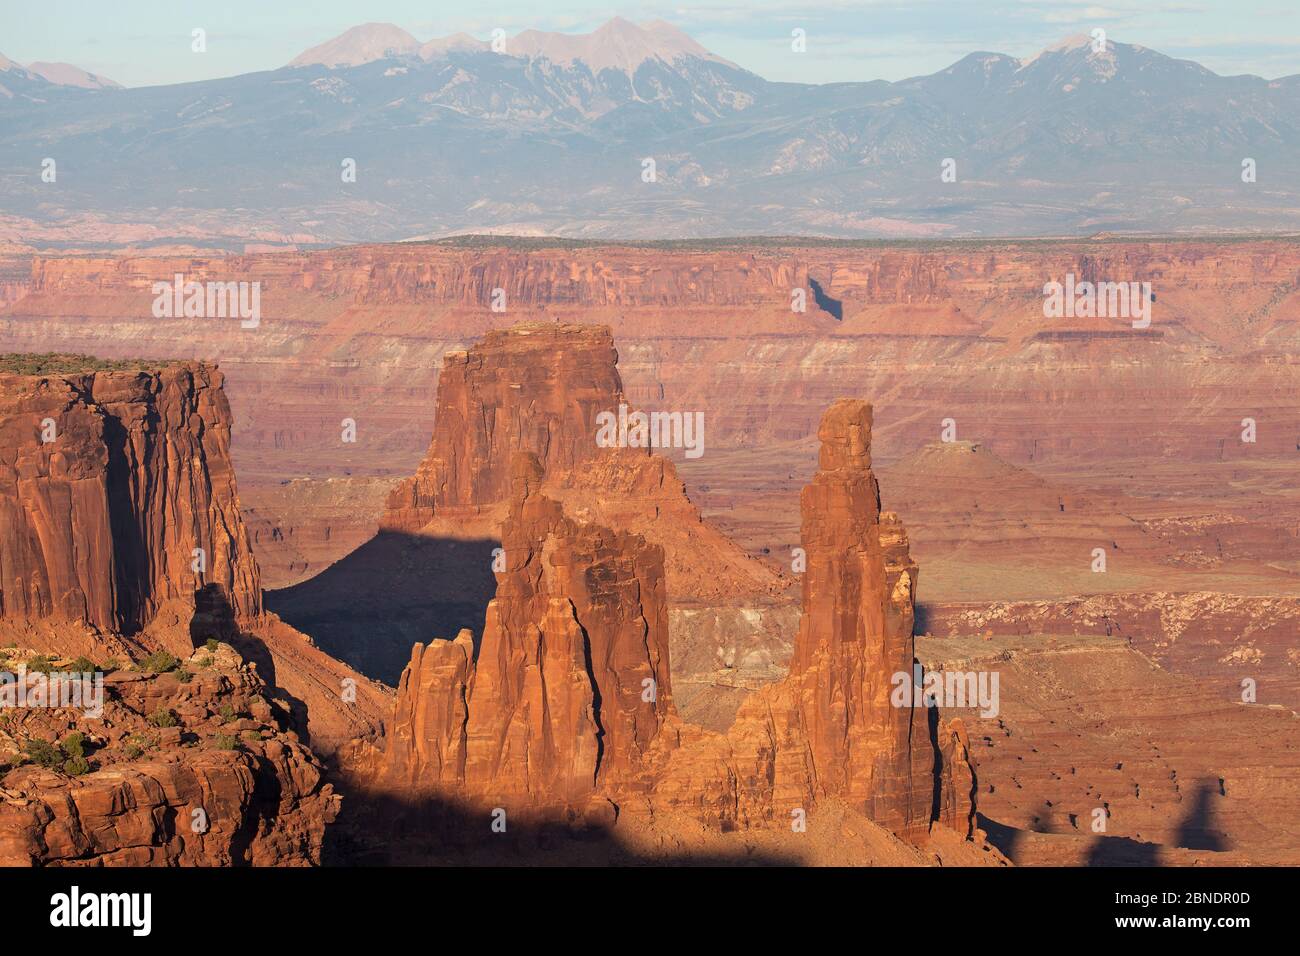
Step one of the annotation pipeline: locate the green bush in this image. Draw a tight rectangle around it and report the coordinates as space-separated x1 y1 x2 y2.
218 703 236 724
23 655 55 673
61 656 98 674
205 638 220 653
138 650 179 673
62 756 91 776
148 708 178 728
175 669 194 683
60 731 87 759
23 738 62 769
122 732 154 759
214 734 238 751
196 655 214 668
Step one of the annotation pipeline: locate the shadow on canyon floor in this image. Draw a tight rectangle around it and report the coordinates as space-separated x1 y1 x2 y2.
979 778 1230 865
265 531 500 685
322 787 803 867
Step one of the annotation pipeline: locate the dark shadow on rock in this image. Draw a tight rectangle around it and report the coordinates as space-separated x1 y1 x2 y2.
322 785 803 867
1084 833 1161 866
808 276 843 321
1174 778 1228 851
978 814 1022 862
190 582 239 648
265 531 500 685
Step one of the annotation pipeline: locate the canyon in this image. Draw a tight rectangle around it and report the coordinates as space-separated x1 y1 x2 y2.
0 237 1297 865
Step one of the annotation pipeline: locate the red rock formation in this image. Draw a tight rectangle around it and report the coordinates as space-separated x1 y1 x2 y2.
652 401 974 840
0 643 337 866
371 452 672 813
0 361 260 633
771 401 939 833
380 322 786 607
356 402 974 847
0 358 390 755
382 326 623 528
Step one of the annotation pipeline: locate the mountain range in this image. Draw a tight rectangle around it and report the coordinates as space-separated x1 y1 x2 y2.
2 17 1298 246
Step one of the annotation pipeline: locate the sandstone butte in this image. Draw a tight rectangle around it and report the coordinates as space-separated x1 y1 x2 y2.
344 398 978 852
381 321 786 606
0 359 390 757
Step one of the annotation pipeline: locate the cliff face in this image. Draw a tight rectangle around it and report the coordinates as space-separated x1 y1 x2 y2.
8 240 1300 484
0 362 260 634
373 452 672 813
382 325 624 528
0 359 389 756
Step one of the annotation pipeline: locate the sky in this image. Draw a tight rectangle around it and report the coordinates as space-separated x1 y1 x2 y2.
4 0 1300 88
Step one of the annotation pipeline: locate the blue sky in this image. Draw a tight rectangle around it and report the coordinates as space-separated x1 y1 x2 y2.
5 0 1300 88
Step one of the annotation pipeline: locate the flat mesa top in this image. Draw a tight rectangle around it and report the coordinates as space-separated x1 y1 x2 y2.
0 353 185 376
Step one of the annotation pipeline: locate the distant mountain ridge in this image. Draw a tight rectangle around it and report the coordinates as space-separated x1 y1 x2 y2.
289 18 735 74
1 20 1297 245
0 52 120 91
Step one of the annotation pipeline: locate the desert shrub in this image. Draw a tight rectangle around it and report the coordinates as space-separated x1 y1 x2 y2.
138 650 179 673
122 732 154 759
214 734 238 751
148 708 178 728
196 655 214 668
23 655 55 673
175 669 194 683
205 638 220 653
218 703 236 724
61 656 97 674
60 731 87 759
23 738 62 769
62 756 90 776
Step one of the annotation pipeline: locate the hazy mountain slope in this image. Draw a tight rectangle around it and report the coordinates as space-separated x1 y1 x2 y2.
1 23 1297 245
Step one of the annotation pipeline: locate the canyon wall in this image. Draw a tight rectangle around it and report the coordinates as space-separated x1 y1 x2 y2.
0 361 260 634
6 240 1299 489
